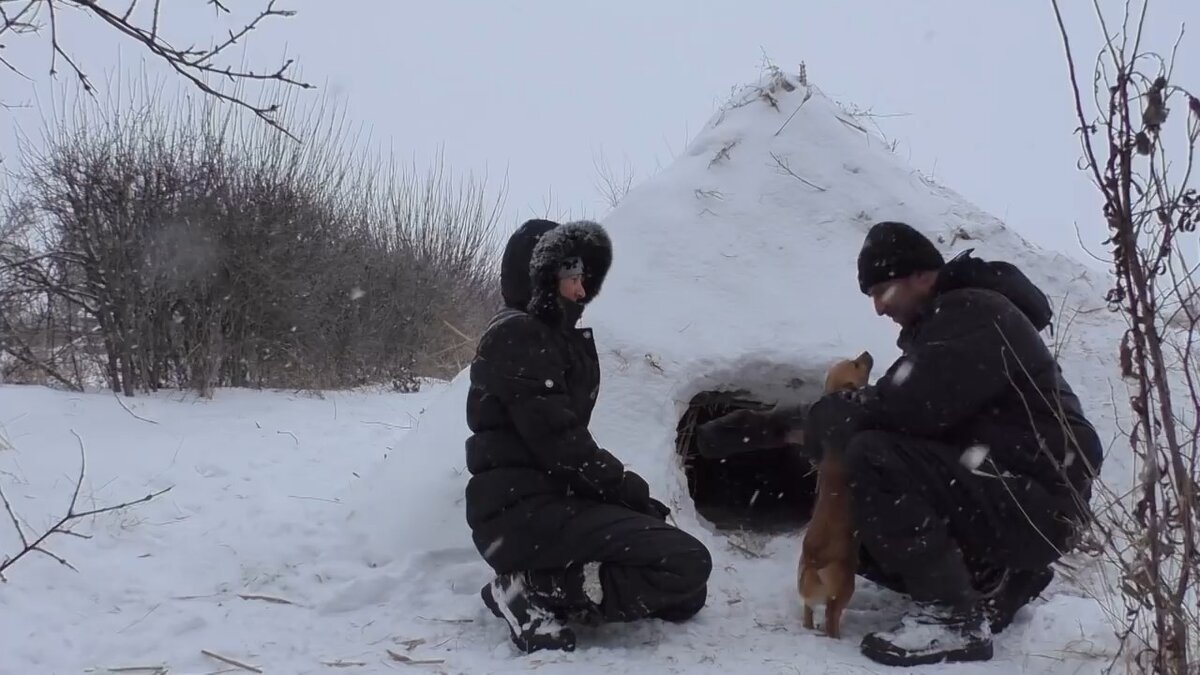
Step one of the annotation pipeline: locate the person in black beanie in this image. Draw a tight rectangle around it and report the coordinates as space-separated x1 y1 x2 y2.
796 220 1105 666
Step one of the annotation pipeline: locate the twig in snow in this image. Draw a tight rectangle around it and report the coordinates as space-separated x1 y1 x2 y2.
393 638 426 650
387 649 445 665
276 430 299 446
708 139 739 168
769 152 827 192
0 431 173 580
415 616 473 624
237 592 298 605
112 391 159 425
322 660 368 668
360 420 411 430
104 666 168 674
288 494 342 505
835 115 869 134
726 539 766 559
118 603 161 633
774 87 814 136
200 649 263 673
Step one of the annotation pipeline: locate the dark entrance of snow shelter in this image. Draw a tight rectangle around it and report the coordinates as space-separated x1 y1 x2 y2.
675 389 819 533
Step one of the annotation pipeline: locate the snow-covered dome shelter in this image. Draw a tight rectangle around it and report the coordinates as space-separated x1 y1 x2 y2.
328 66 1128 671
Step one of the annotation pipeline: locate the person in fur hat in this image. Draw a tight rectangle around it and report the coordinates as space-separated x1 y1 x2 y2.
464 219 712 654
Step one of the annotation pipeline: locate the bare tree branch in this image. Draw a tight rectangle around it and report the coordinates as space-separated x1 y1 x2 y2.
1 0 311 137
0 430 173 581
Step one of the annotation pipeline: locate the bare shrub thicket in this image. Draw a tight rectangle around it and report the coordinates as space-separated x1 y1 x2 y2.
0 83 505 396
1050 1 1199 672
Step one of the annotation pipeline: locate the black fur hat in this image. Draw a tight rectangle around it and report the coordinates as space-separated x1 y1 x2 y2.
856 221 945 293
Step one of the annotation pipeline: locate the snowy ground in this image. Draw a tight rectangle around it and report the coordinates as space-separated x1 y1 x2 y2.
0 382 1119 675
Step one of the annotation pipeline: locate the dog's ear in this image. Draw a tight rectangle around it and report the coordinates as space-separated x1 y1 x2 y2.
856 350 874 371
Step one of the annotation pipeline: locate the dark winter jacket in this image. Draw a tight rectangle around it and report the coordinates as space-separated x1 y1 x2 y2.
839 249 1103 498
464 219 655 571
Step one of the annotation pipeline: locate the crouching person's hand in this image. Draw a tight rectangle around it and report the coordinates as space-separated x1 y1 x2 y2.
616 472 671 521
616 470 651 511
696 406 802 458
802 391 872 457
644 497 671 521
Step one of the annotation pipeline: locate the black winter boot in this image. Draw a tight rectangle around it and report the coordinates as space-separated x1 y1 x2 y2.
860 600 994 667
480 573 576 654
980 566 1054 633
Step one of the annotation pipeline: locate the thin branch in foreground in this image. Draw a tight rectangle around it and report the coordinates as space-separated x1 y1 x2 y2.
0 431 173 581
3 0 312 137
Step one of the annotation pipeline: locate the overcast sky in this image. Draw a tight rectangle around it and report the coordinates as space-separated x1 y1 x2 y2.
2 1 1197 272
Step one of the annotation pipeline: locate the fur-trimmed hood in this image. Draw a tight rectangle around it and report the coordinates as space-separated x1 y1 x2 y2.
499 218 613 326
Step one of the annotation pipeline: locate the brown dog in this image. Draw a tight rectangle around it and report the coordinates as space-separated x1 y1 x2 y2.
796 351 873 639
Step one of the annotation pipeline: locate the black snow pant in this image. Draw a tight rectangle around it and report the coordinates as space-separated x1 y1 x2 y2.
486 502 712 624
844 430 1080 604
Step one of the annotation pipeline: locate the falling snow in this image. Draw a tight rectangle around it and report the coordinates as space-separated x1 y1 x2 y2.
960 444 991 472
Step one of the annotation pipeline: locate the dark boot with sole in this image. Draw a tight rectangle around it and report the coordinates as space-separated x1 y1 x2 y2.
480 573 577 654
861 600 994 667
980 566 1054 633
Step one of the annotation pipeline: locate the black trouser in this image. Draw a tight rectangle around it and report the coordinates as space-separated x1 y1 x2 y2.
492 503 712 623
844 430 1077 604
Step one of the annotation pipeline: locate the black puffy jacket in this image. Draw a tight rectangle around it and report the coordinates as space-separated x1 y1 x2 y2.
852 249 1104 497
464 219 654 571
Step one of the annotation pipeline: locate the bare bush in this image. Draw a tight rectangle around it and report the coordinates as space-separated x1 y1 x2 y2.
1050 1 1199 672
0 79 505 396
592 148 636 211
0 0 309 135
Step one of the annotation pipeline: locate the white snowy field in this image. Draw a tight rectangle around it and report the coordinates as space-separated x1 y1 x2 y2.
0 381 1119 675
1 68 1139 674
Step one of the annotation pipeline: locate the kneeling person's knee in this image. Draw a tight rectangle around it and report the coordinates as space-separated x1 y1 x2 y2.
657 528 711 620
668 528 712 588
843 430 897 479
843 430 906 519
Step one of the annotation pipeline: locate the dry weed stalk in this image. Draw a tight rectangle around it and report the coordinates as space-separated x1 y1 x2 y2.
1049 1 1199 671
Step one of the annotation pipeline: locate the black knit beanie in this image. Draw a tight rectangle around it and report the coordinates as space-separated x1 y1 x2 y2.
856 221 945 293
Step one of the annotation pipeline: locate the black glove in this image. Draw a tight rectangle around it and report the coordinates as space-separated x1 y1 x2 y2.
644 497 671 521
695 405 803 458
802 390 872 459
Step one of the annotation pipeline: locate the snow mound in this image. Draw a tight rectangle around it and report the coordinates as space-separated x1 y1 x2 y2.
299 68 1134 672
341 67 1126 568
